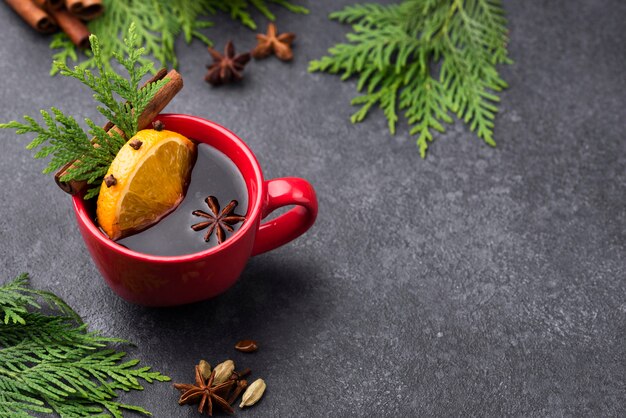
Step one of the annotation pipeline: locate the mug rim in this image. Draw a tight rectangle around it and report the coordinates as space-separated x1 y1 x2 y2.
72 114 265 263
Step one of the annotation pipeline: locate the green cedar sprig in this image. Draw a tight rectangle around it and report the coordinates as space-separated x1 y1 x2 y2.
50 0 309 74
1 23 167 199
0 273 170 417
309 0 512 157
0 273 80 325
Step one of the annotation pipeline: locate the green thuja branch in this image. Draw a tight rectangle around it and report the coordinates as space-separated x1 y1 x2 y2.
309 0 512 157
0 273 170 417
1 23 167 199
50 0 309 74
0 273 80 325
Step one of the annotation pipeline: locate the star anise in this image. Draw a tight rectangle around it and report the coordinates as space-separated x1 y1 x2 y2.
205 41 251 86
252 23 296 61
191 196 246 244
174 367 235 416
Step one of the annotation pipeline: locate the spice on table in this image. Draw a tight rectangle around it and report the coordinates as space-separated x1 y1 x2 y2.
4 0 58 33
38 0 64 10
46 7 90 48
227 379 248 405
198 360 211 381
174 367 235 416
229 368 251 382
191 196 246 244
205 41 251 86
252 23 296 62
212 360 236 385
5 0 103 43
235 340 258 353
32 0 91 48
174 360 263 414
66 0 104 20
239 378 266 408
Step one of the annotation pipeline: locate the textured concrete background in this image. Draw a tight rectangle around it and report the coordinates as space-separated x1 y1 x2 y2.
1 0 625 416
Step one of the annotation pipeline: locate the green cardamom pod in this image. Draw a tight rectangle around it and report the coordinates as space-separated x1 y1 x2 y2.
213 360 235 385
240 378 266 408
198 360 211 381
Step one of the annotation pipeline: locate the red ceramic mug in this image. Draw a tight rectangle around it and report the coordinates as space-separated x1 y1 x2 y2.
72 114 318 306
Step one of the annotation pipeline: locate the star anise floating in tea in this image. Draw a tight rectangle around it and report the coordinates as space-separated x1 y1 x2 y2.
174 359 264 416
205 41 251 86
252 23 296 61
191 196 246 244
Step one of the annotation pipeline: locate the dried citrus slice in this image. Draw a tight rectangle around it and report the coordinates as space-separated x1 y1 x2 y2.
96 129 196 240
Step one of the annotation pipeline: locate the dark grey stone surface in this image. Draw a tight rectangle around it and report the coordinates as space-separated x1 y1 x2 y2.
1 0 624 416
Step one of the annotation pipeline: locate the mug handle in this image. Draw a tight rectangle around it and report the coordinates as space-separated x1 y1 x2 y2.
251 177 318 256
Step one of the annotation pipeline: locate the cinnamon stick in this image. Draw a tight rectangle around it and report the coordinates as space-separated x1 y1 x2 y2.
66 0 103 21
33 0 89 48
54 69 184 195
44 6 91 48
43 0 64 10
4 0 58 33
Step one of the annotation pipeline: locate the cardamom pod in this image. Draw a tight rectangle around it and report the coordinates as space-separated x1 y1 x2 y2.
198 360 211 380
240 378 266 408
213 360 235 385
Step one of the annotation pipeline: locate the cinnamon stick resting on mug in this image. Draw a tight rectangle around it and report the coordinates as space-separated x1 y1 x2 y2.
3 0 58 33
54 69 184 196
66 0 104 21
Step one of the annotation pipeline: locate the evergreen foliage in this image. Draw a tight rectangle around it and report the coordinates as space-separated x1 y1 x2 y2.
309 0 512 157
0 273 170 417
1 24 166 199
50 0 309 74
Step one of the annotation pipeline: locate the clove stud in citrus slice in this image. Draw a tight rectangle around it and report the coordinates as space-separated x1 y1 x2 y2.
96 128 196 240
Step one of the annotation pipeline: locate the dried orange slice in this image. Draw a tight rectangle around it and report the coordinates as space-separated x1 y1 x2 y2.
96 129 196 240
